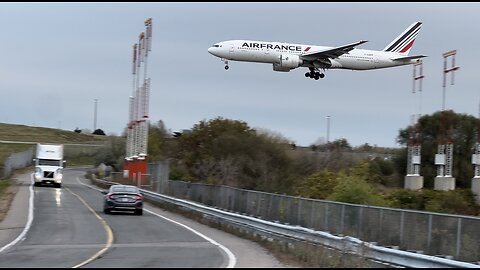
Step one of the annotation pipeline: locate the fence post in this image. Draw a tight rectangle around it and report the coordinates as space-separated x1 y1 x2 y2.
324 203 329 232
379 209 383 242
456 217 462 259
400 211 405 246
427 214 432 253
310 201 316 229
358 206 363 239
297 197 302 226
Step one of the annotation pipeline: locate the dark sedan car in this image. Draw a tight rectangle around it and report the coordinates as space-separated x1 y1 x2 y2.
103 185 143 215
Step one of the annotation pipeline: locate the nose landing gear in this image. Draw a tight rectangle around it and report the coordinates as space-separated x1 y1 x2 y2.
222 58 229 70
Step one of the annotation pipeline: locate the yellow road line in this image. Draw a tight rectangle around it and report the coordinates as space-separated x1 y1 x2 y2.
65 187 114 268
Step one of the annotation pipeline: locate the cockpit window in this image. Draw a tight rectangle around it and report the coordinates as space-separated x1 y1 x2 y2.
213 44 220 47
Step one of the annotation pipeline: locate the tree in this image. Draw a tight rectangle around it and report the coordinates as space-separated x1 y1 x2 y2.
176 117 295 192
74 127 82 133
92 129 106 135
328 138 352 151
397 110 478 188
148 120 171 160
94 136 126 171
295 170 338 199
327 172 389 206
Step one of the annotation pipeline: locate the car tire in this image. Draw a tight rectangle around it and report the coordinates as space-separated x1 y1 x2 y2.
135 209 143 215
104 208 110 214
55 183 62 188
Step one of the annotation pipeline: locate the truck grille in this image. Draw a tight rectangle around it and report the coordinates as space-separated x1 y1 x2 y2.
43 171 54 179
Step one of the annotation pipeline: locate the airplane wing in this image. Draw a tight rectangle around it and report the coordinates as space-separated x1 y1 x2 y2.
300 40 368 60
391 55 427 61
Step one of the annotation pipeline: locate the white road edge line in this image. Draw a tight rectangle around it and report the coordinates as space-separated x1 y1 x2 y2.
0 174 35 254
75 176 237 268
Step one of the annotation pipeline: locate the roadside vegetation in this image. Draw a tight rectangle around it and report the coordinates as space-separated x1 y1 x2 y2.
0 123 110 166
0 179 13 222
134 111 480 216
2 110 479 217
0 123 108 144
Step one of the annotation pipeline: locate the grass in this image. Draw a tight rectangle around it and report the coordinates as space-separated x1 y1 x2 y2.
0 122 114 166
0 123 109 144
0 179 14 222
67 156 96 167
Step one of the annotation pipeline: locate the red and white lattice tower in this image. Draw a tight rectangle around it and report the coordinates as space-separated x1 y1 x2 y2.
125 18 153 184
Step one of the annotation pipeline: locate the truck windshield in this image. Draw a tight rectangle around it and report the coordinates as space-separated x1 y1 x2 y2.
38 159 61 166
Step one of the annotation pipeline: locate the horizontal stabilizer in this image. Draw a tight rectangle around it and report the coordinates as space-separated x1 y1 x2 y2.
391 55 427 61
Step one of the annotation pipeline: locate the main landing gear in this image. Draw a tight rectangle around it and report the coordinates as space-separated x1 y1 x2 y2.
305 68 325 80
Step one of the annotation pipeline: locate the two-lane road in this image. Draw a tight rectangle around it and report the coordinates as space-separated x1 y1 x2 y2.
0 169 287 267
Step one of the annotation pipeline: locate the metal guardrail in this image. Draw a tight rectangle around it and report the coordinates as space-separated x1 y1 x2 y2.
93 178 480 268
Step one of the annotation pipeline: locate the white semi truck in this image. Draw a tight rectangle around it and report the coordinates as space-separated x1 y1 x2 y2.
33 143 65 188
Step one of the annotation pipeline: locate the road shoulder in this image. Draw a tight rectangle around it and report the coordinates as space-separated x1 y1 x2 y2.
0 173 30 250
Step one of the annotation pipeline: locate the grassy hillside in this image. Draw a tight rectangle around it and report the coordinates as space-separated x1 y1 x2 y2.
0 123 109 144
0 123 112 165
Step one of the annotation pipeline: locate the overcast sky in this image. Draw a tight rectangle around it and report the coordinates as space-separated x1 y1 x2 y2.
1 3 478 147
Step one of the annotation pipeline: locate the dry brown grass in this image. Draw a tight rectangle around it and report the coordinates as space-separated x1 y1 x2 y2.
0 179 16 222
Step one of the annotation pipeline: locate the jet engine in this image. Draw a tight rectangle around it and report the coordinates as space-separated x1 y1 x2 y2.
272 54 302 72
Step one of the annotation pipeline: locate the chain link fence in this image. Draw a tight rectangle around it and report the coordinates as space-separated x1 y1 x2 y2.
134 161 480 263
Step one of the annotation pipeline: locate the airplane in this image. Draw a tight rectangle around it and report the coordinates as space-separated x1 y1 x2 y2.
207 22 426 80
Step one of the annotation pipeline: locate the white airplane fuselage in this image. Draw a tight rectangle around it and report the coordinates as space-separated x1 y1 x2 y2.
208 40 420 71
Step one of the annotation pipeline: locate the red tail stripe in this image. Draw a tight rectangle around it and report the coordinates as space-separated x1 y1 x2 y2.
399 39 415 53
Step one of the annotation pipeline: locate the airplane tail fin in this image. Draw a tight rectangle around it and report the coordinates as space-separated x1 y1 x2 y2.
383 22 422 55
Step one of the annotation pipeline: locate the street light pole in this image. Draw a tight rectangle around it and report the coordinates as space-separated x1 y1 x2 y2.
93 99 98 131
326 115 331 143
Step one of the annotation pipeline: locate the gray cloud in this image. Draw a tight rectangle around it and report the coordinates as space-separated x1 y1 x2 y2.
0 3 476 146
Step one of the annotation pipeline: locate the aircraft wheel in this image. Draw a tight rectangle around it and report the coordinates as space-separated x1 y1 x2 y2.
305 72 310 77
319 73 325 78
225 65 229 70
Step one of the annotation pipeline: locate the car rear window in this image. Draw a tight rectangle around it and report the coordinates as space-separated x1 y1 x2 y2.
111 186 138 193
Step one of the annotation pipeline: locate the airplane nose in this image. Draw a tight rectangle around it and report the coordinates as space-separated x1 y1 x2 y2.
208 47 214 54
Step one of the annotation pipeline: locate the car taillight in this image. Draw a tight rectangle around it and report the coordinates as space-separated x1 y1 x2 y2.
108 194 115 200
134 194 143 201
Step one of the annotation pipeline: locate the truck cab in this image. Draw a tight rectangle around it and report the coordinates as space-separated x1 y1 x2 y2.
33 144 65 188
